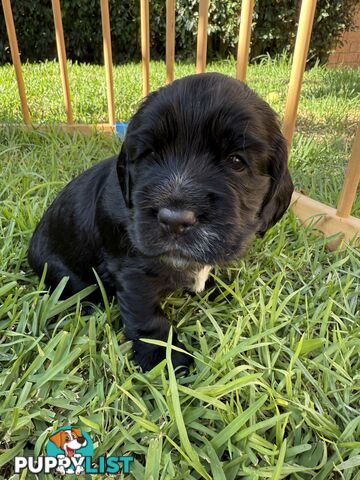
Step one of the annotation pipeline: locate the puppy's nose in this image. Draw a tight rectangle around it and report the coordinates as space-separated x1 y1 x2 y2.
158 208 196 235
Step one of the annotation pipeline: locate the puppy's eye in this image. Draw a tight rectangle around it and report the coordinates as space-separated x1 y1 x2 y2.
228 154 248 171
149 151 163 165
136 150 158 162
144 150 160 162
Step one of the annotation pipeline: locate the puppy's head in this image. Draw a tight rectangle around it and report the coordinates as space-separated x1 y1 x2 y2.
118 73 293 266
49 428 86 453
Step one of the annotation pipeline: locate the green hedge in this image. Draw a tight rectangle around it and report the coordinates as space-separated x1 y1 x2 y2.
0 0 357 66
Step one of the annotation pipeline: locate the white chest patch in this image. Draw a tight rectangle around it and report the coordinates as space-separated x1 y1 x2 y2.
192 265 212 293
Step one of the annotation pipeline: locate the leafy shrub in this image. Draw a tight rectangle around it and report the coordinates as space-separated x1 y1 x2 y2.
0 0 358 65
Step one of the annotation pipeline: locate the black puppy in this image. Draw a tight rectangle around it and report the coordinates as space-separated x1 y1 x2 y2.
28 73 293 371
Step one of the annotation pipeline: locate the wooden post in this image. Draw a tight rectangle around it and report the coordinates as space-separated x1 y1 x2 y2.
140 0 150 96
236 0 254 82
100 0 116 124
1 0 31 124
196 0 209 74
51 0 74 124
337 124 360 218
166 0 175 84
283 0 317 148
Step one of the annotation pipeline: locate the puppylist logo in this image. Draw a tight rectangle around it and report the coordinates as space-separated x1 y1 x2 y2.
15 426 134 476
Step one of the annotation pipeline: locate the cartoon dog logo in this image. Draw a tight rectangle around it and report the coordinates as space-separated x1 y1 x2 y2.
49 427 87 475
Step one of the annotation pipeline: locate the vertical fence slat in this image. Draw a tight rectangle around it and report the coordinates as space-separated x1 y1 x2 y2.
166 0 175 84
2 0 31 124
196 0 209 74
236 0 254 82
337 124 360 218
282 0 317 148
140 0 150 96
52 0 73 124
100 0 116 124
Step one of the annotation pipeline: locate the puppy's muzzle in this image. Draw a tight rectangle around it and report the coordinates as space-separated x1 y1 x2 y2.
158 208 197 236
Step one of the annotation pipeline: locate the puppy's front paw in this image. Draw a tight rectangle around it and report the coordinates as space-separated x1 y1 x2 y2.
134 342 166 371
134 338 193 373
171 339 193 374
57 466 66 475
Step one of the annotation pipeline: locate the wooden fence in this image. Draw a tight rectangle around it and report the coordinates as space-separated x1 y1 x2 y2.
1 0 359 249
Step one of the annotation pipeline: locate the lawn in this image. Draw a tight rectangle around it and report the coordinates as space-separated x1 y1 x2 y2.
0 58 359 479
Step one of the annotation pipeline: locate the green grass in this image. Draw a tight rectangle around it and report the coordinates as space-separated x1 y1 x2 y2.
0 58 359 479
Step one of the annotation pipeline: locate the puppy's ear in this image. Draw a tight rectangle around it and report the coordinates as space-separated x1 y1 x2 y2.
257 133 294 237
72 428 82 438
49 431 66 449
117 142 132 208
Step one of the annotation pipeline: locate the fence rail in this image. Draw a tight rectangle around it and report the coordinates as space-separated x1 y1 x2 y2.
1 0 359 249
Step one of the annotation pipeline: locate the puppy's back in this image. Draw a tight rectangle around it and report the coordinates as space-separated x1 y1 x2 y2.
28 156 118 292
